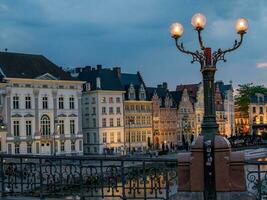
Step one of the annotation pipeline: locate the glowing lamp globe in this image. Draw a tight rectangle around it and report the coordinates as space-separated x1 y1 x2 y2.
191 13 206 30
235 18 248 34
170 23 184 39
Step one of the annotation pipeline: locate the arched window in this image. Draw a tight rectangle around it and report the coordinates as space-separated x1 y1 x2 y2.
41 115 51 136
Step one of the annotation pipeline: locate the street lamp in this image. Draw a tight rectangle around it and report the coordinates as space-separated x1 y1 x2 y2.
170 13 248 200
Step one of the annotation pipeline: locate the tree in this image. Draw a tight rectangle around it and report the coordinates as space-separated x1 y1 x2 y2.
235 83 267 114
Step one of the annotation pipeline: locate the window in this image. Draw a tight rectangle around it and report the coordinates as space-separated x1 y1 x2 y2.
70 120 75 135
117 132 121 143
71 141 75 152
142 131 146 142
59 97 64 109
142 116 146 124
140 92 145 100
102 107 106 114
103 132 107 143
260 107 263 114
60 142 65 152
102 118 106 127
110 132 114 143
92 107 96 115
86 133 90 144
92 118 96 128
25 96 31 109
27 143 32 154
15 144 20 154
116 97 121 103
69 96 75 109
58 120 64 135
137 131 141 142
42 96 48 109
260 116 264 123
8 144 12 154
253 107 256 113
110 118 114 127
13 121 20 136
92 97 96 104
117 118 121 127
109 107 114 114
13 96 19 109
79 140 82 151
26 121 32 136
40 115 50 136
93 132 97 143
101 97 106 103
116 107 121 114
109 97 113 103
131 132 135 142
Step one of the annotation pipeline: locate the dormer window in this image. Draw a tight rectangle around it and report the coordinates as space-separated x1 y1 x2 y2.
139 84 146 100
128 84 135 100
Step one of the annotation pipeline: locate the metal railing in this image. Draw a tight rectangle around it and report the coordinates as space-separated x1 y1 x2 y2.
0 154 178 200
245 160 267 200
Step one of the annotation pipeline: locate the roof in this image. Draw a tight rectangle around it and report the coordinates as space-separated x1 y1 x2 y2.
78 68 124 91
147 86 176 108
176 83 199 103
120 73 143 87
0 52 73 80
250 94 267 104
170 91 182 105
215 81 233 100
120 72 148 100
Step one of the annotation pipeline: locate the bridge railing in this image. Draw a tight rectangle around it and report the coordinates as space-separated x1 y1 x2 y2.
0 154 178 200
245 159 267 200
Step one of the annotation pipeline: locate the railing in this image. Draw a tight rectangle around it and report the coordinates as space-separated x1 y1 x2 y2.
0 154 178 200
245 160 267 200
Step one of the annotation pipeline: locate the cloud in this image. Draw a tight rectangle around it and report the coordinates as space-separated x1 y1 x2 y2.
257 62 267 68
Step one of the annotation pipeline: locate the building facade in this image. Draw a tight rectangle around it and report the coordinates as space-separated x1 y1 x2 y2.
178 81 234 138
249 93 267 135
78 66 125 154
0 52 84 155
234 106 250 135
120 71 152 153
147 83 177 150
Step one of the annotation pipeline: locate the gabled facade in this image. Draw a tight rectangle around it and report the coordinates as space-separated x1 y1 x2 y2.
193 81 234 137
171 89 196 144
120 71 152 152
147 83 177 150
0 52 84 155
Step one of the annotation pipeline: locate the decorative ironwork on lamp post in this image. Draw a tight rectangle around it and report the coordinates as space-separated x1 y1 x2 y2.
170 13 248 200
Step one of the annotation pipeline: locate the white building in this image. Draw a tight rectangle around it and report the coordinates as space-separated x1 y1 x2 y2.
0 52 84 155
77 65 125 154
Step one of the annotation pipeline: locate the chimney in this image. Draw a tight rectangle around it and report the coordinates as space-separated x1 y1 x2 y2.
97 64 102 70
157 84 163 88
162 82 168 89
83 66 91 72
113 67 121 78
96 77 101 89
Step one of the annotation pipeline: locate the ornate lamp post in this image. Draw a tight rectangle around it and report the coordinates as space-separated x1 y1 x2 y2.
170 13 248 200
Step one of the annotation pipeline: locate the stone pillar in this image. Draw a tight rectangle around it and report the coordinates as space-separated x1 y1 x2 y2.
190 135 204 192
178 152 191 191
33 89 39 136
214 135 246 192
214 135 231 192
52 89 58 125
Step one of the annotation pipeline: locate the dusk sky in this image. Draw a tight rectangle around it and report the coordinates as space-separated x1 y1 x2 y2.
0 0 266 90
